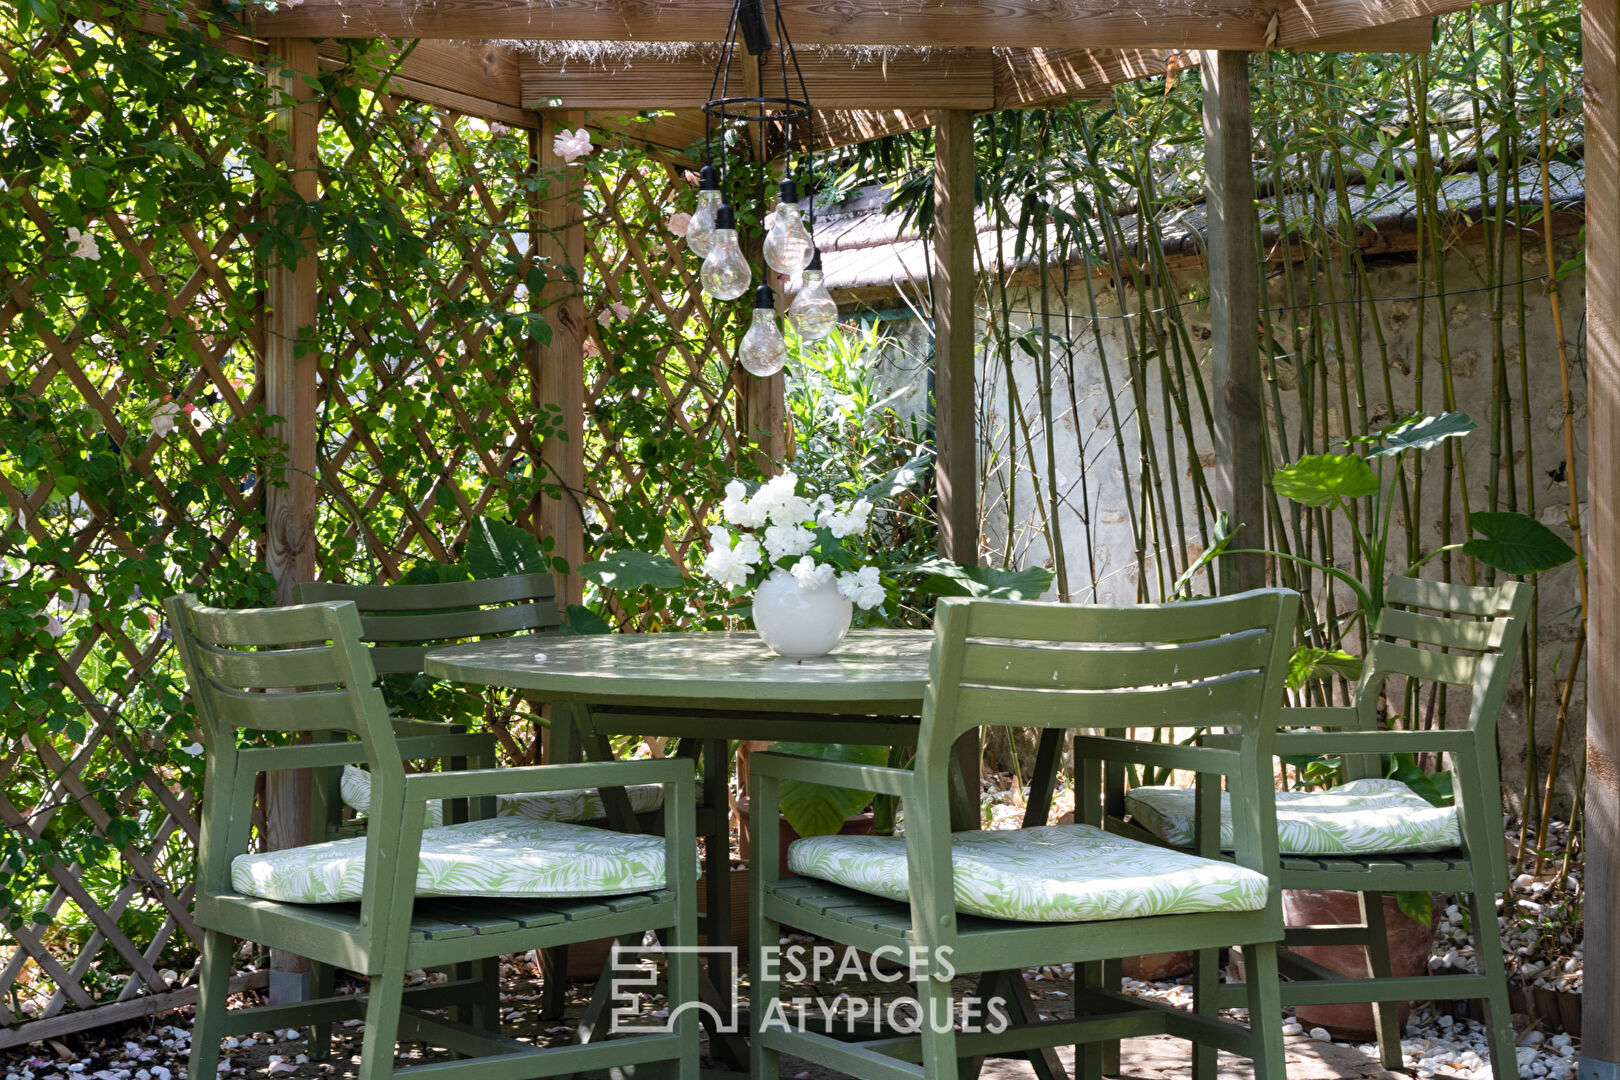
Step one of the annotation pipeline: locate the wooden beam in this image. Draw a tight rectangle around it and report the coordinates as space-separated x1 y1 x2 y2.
531 114 589 610
1276 0 1479 50
1299 15 1435 52
261 36 320 995
1581 0 1620 1072
316 40 539 127
993 48 1175 109
519 47 995 112
1200 50 1265 594
932 109 977 568
248 0 1277 48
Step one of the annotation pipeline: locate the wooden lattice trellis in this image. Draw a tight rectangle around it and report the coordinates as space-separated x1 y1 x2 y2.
0 22 744 1046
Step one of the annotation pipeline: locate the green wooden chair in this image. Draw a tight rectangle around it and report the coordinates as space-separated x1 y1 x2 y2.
165 593 699 1080
748 589 1299 1080
1123 575 1533 1080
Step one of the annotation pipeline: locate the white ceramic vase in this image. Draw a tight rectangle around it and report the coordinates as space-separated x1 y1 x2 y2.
752 570 853 659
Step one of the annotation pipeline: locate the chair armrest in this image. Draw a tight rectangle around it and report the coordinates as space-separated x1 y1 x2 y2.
749 751 914 797
234 731 497 774
1273 729 1478 756
1071 734 1238 776
404 758 693 802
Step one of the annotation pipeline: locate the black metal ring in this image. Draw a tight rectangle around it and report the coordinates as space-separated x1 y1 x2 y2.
701 95 812 124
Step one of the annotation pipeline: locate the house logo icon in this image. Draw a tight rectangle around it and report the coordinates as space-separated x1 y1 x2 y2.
607 943 742 1035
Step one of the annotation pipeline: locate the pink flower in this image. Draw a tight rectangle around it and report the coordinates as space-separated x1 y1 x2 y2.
488 121 511 137
597 301 631 326
552 127 592 164
411 138 431 157
668 212 691 237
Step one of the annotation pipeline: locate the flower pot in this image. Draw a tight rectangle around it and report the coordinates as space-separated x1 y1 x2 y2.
735 795 875 878
1282 889 1435 1040
1122 951 1196 981
752 570 852 659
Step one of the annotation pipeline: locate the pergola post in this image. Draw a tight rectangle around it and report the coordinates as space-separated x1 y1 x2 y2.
932 108 981 831
261 36 319 1002
738 50 786 474
532 112 588 610
1200 50 1266 593
1580 0 1619 1075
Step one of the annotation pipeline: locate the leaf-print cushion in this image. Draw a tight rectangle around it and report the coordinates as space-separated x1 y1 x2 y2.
231 818 677 903
786 824 1269 923
340 765 664 829
1125 778 1460 855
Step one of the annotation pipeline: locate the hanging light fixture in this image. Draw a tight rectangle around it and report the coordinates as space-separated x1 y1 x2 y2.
697 0 826 367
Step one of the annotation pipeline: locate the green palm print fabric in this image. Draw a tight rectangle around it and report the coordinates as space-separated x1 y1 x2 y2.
1125 778 1459 855
231 818 683 902
340 765 665 828
786 824 1269 922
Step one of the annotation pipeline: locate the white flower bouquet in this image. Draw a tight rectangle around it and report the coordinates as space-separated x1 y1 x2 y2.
701 472 888 611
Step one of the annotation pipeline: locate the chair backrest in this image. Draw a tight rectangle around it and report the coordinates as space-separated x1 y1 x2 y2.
909 589 1298 938
1356 575 1533 739
294 573 561 674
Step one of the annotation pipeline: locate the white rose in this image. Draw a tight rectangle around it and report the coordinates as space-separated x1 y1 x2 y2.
552 127 593 164
732 534 762 568
838 566 885 609
763 523 814 561
789 556 834 588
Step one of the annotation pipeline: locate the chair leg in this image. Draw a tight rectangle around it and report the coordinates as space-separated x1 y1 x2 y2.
1466 888 1520 1080
1074 961 1105 1080
916 975 960 1080
1240 942 1287 1080
309 961 336 1061
539 946 568 1019
473 956 501 1032
188 930 234 1080
1360 891 1405 1070
750 908 783 1080
355 972 405 1080
1192 947 1221 1080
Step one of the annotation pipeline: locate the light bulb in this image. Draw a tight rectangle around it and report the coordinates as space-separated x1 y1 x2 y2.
739 286 788 376
789 254 838 341
700 204 750 301
687 165 721 258
763 177 815 274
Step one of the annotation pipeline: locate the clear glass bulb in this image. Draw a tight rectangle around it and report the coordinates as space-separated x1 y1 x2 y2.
739 304 788 376
701 228 751 301
763 199 815 275
788 268 839 341
687 189 721 257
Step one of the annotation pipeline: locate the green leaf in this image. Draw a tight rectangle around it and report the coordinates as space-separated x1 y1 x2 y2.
1170 512 1237 600
774 742 888 837
1286 646 1364 690
465 516 549 579
1272 453 1380 507
398 561 473 586
1365 411 1476 458
860 452 933 501
1462 511 1577 575
576 550 683 590
565 604 612 634
899 559 1054 600
1395 890 1434 927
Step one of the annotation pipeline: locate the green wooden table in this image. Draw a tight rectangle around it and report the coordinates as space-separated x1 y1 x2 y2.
424 629 1065 1079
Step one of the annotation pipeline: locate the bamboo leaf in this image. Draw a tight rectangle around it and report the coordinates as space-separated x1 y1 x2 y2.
1462 511 1577 574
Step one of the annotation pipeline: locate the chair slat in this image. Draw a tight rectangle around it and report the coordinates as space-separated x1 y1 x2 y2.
297 574 556 612
194 641 344 689
1385 575 1513 617
1369 641 1479 686
960 590 1286 644
185 602 341 647
958 628 1272 691
954 671 1265 729
200 681 358 733
1377 607 1508 652
357 604 557 643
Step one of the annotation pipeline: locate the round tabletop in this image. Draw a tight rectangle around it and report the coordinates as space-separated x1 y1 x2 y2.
423 629 934 711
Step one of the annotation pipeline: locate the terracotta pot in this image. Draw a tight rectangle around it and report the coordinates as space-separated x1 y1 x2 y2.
735 795 875 878
1122 951 1196 981
1282 889 1436 1040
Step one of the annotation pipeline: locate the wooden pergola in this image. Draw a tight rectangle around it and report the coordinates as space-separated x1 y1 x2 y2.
216 3 1616 1077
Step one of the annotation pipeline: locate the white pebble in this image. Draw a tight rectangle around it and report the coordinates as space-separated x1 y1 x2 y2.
1309 1027 1332 1042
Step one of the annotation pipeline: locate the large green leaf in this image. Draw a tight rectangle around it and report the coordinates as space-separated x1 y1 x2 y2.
577 550 684 590
1285 646 1363 691
900 558 1054 600
1462 511 1577 575
1170 511 1237 600
1271 453 1380 507
1365 411 1476 458
565 604 612 634
860 452 933 501
397 561 472 586
465 516 549 579
773 742 889 837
